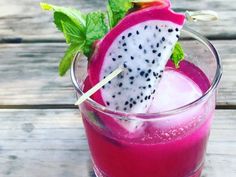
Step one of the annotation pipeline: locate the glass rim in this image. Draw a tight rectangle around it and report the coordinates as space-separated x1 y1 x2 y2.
70 26 222 120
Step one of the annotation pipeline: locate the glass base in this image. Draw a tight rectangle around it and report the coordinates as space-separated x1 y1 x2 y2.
93 163 204 177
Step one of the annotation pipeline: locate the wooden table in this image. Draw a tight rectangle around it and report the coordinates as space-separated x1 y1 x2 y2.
0 0 235 176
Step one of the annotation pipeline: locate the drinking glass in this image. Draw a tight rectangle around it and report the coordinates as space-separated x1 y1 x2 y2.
71 27 222 177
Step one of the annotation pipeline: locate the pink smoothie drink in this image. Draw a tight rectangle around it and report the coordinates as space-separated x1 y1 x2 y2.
81 60 215 177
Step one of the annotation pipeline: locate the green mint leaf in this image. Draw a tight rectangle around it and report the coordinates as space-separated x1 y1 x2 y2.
171 42 185 68
84 11 108 57
41 3 109 75
61 20 85 44
40 3 86 34
59 43 84 76
107 0 133 28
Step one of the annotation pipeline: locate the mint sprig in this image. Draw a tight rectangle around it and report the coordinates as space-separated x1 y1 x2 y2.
171 42 185 68
107 0 133 28
40 3 108 76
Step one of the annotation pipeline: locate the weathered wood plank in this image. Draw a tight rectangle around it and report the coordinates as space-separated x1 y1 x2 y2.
0 0 235 41
0 41 233 106
0 109 235 177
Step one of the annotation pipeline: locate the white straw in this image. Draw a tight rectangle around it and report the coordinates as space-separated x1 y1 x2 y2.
75 67 123 105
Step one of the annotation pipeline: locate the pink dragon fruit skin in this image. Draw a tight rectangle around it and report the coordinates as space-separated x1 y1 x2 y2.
88 6 185 110
85 5 185 133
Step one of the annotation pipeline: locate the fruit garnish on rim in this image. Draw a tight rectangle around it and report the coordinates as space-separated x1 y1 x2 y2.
40 0 218 113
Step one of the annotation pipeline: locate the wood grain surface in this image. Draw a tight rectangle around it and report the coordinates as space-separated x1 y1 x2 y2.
0 40 232 106
0 0 236 42
0 109 235 177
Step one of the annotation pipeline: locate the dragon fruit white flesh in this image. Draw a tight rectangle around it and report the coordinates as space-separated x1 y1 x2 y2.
86 5 185 133
89 6 185 113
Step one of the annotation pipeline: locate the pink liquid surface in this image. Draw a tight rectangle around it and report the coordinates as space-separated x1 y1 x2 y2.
81 61 214 177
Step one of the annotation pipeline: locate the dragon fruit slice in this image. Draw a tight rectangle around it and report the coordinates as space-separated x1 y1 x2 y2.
89 6 185 114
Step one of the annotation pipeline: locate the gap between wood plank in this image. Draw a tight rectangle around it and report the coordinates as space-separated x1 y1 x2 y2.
1 35 236 44
0 104 234 109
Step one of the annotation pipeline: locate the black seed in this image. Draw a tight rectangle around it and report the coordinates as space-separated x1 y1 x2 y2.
152 50 157 53
176 35 180 39
159 29 161 32
146 78 151 81
148 85 152 88
106 102 110 106
145 96 148 100
102 86 105 89
112 58 116 61
130 98 133 101
129 76 134 80
118 55 122 58
168 29 173 32
124 107 127 111
112 95 116 98
158 53 161 57
130 56 134 60
160 70 164 73
118 92 121 95
123 63 127 68
133 101 137 105
136 30 140 35
139 44 142 49
128 68 132 72
128 33 132 37
158 75 162 78
108 81 111 84
152 59 155 64
122 36 125 40
153 72 158 77
124 49 128 52
141 93 144 96
155 25 158 30
144 25 148 30
148 95 151 99
137 96 140 99
140 71 145 76
129 104 133 108
148 69 152 73
145 73 149 78
140 100 143 103
175 28 179 31
156 43 159 48
144 49 147 54
125 101 129 105
119 83 123 87
162 37 165 41
130 82 133 85
122 43 127 47
145 59 149 63
137 67 141 71
152 89 156 94
143 86 146 89
120 75 124 79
